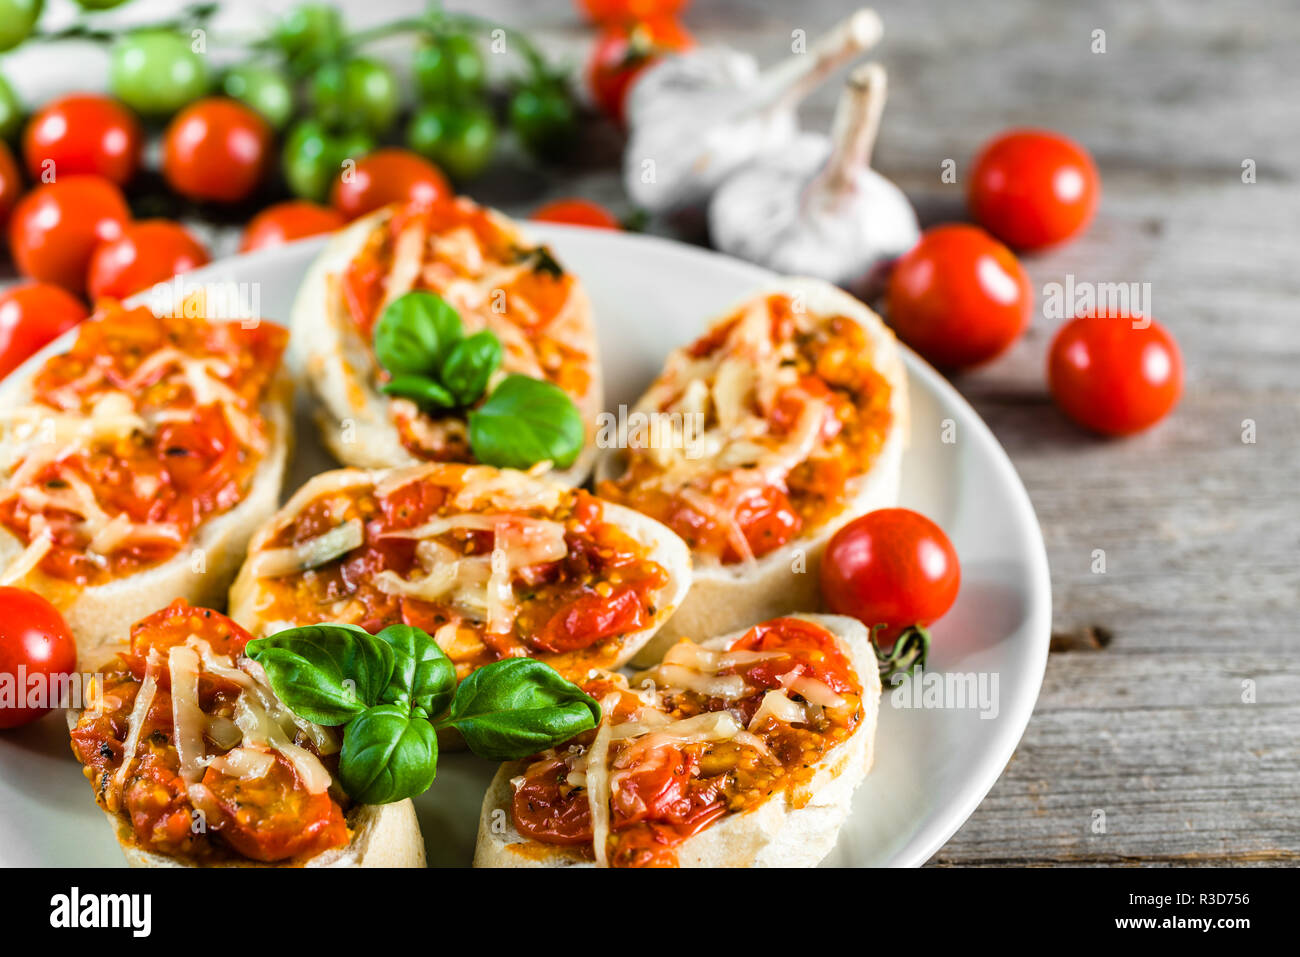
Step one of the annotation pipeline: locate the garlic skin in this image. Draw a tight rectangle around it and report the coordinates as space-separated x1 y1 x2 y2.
622 9 883 214
624 48 797 214
708 63 919 291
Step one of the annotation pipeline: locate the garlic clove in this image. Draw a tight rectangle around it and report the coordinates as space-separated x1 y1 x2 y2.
708 62 919 292
624 8 884 214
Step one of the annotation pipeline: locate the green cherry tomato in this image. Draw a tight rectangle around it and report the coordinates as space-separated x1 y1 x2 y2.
110 30 210 117
0 73 22 141
312 58 400 135
509 83 578 159
406 104 496 182
73 0 130 9
413 34 485 103
222 64 294 130
274 3 344 68
283 119 374 201
0 0 42 53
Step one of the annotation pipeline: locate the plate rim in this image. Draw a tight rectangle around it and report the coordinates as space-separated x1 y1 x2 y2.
2 224 1052 868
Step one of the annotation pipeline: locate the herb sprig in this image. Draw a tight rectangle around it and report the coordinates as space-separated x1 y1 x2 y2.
373 290 585 469
247 623 600 805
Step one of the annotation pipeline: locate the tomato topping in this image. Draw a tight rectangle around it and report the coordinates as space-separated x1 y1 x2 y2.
0 304 287 584
202 754 348 862
533 583 650 654
731 616 859 693
128 599 253 667
68 602 350 865
512 617 864 866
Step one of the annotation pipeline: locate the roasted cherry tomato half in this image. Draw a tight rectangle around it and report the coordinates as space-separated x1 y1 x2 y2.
0 587 77 729
969 128 1101 251
329 147 451 220
820 508 961 644
87 219 209 302
8 175 130 293
162 97 271 203
587 16 693 124
1048 310 1183 435
22 94 143 186
885 223 1033 370
531 198 621 230
240 200 344 252
0 281 88 379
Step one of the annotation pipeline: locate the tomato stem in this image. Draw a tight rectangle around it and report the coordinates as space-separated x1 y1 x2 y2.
871 624 931 681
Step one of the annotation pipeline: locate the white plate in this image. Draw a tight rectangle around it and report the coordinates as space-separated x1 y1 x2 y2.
0 225 1051 867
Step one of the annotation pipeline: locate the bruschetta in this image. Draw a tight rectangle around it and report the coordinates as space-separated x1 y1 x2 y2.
597 278 906 664
67 599 424 868
290 197 603 483
228 462 691 681
0 302 292 668
473 612 881 867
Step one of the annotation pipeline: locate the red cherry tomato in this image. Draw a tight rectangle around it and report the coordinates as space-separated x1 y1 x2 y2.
531 198 620 230
969 129 1100 251
330 148 452 221
579 0 688 23
87 219 209 302
23 94 143 187
0 140 21 228
162 97 271 203
8 175 131 293
240 200 344 252
587 17 693 124
885 224 1032 370
0 587 77 729
1048 310 1183 435
820 508 961 644
0 282 89 379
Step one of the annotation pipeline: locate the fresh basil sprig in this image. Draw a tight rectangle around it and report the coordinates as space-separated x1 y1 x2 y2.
371 290 585 471
468 373 585 470
246 622 600 805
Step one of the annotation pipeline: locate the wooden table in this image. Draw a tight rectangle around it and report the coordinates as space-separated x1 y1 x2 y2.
471 0 1300 865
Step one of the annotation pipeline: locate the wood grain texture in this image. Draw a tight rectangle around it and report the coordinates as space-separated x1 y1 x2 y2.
463 0 1300 865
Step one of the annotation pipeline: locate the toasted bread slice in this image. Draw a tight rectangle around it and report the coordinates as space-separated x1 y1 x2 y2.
289 201 603 485
596 278 906 666
474 613 881 867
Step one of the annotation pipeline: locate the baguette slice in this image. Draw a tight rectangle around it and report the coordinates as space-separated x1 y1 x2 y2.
0 309 293 669
596 278 907 666
289 200 603 485
474 612 881 868
228 463 692 679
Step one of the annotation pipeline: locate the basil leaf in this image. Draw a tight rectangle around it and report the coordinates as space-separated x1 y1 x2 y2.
467 374 585 470
373 291 462 376
246 625 394 726
381 373 456 410
339 704 439 804
440 330 502 406
439 658 600 760
373 624 456 718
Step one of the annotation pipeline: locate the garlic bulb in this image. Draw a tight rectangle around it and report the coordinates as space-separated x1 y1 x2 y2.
708 63 919 293
623 8 883 214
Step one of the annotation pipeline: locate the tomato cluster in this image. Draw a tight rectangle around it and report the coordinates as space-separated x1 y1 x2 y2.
878 128 1180 438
